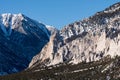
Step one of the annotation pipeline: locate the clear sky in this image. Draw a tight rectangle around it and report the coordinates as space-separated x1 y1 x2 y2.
0 0 119 29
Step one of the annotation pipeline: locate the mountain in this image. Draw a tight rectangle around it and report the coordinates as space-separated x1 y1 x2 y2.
0 13 50 75
29 2 120 68
0 2 120 80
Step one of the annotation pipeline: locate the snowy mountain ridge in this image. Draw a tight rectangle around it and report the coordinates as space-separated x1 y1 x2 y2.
0 13 50 75
0 13 50 38
0 13 24 36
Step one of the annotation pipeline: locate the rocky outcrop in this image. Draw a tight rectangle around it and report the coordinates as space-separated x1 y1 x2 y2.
29 27 62 67
29 2 120 68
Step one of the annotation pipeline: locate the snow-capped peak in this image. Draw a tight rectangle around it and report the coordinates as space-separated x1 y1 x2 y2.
0 13 25 36
0 13 51 75
0 13 50 39
1 13 24 21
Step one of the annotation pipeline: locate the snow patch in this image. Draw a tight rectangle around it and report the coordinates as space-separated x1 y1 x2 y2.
0 13 25 36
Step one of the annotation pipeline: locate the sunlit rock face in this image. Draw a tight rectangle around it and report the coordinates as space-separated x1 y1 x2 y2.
0 13 50 75
29 2 120 68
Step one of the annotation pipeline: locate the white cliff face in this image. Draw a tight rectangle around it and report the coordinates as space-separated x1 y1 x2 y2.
29 2 120 68
29 28 61 67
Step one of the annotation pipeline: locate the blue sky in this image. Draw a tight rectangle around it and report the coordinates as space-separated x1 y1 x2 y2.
0 0 119 29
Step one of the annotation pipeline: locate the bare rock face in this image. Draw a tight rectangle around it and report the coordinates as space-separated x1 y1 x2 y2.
29 27 62 67
0 13 50 75
29 2 120 68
